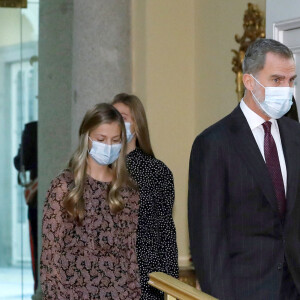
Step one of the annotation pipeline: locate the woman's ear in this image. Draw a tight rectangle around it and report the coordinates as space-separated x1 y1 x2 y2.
243 73 255 91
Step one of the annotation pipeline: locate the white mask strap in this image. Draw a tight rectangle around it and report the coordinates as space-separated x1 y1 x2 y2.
250 74 265 89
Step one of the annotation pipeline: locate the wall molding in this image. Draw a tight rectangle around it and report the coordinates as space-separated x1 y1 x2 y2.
273 17 300 42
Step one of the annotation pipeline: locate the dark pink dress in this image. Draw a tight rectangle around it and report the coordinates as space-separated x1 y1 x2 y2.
40 171 141 299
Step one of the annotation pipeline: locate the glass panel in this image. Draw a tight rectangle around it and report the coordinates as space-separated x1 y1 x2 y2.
0 1 39 299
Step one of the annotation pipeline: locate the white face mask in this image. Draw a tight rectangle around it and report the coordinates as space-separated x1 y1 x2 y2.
125 122 135 143
89 137 122 165
250 74 293 119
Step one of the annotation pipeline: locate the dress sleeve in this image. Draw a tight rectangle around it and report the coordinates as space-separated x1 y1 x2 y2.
156 164 179 279
40 175 69 299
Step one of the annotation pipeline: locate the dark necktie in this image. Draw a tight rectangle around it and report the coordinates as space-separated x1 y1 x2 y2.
262 121 286 217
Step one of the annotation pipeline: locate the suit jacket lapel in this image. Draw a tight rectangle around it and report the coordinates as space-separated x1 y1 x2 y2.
277 118 300 216
228 106 280 214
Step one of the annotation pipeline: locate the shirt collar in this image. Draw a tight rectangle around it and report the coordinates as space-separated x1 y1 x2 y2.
240 99 277 130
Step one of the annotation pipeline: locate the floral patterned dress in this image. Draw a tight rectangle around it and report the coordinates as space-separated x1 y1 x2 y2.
40 170 141 300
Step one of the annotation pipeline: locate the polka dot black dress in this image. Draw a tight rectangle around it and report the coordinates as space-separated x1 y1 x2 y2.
126 148 179 300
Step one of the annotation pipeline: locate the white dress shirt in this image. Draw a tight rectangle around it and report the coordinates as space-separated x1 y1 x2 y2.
240 99 287 194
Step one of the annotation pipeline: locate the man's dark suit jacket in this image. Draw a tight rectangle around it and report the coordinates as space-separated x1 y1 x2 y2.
188 105 300 300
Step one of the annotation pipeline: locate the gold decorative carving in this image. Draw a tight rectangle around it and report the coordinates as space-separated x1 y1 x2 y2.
0 0 27 8
232 3 265 101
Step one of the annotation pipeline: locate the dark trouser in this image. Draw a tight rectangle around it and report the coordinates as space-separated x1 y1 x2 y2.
280 263 300 300
28 206 38 291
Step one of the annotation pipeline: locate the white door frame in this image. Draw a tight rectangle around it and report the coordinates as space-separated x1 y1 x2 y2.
273 17 300 50
273 17 300 111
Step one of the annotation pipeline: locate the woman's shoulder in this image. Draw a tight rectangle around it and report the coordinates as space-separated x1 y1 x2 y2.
51 169 74 186
128 149 171 171
127 148 173 181
144 153 173 178
127 148 148 161
47 169 74 197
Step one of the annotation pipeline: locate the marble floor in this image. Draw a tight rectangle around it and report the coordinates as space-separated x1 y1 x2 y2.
0 267 34 300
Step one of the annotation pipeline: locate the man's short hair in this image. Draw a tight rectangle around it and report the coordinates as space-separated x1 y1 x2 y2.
242 38 294 75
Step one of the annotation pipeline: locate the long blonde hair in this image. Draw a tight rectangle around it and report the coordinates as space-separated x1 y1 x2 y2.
64 103 134 224
112 93 155 157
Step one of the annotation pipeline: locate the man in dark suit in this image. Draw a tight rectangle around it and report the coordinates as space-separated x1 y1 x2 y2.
188 38 300 300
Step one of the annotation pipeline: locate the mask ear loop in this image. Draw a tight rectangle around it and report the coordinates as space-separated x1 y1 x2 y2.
88 136 93 152
250 74 265 89
250 74 266 104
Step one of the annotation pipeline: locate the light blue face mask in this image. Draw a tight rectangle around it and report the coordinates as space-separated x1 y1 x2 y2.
89 137 122 165
250 74 293 119
125 122 135 143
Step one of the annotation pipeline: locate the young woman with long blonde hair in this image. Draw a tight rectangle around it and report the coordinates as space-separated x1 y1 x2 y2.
112 93 179 299
40 103 142 299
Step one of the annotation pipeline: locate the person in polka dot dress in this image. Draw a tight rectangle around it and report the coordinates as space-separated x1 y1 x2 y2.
113 93 179 300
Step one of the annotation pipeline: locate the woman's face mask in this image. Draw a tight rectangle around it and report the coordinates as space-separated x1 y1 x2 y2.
125 122 135 143
89 137 122 165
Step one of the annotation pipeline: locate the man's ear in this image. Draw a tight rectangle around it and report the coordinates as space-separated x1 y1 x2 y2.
243 74 255 91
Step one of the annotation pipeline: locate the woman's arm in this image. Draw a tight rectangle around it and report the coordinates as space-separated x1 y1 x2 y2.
156 164 179 278
40 175 69 299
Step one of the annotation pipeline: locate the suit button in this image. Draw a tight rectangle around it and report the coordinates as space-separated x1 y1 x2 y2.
277 263 283 270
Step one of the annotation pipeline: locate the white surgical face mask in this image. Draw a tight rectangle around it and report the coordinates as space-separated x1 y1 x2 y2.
89 137 122 165
125 122 135 143
250 74 293 119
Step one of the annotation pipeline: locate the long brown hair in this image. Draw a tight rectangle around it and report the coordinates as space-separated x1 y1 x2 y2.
64 103 134 224
112 93 155 157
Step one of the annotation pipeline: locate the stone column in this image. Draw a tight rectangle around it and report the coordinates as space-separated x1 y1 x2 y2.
71 0 131 148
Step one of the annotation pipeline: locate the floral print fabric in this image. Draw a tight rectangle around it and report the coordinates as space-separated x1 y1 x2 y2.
40 170 141 299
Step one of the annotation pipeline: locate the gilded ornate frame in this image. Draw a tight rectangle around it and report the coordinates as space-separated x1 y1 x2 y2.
232 3 265 101
0 0 27 8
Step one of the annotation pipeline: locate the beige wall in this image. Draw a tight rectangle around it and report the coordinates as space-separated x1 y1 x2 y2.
132 0 266 267
194 0 265 132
